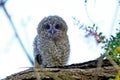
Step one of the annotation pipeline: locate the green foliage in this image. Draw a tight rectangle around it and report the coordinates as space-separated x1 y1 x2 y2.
74 20 120 79
103 31 120 67
77 22 120 67
85 25 120 80
73 17 120 79
105 32 120 80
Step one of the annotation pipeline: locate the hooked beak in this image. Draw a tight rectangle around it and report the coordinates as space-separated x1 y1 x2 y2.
49 29 55 34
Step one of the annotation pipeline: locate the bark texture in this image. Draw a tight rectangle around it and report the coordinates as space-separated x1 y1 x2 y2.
2 59 117 80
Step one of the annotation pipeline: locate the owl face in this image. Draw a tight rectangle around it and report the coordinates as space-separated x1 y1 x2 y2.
37 16 68 41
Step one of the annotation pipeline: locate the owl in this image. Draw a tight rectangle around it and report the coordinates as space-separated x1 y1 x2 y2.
33 15 70 67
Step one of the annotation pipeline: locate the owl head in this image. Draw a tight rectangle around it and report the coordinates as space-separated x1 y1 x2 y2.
37 15 68 41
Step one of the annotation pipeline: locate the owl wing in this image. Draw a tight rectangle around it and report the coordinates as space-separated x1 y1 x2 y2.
35 53 42 65
33 36 42 67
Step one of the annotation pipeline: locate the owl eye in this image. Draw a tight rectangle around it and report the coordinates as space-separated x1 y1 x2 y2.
55 24 60 29
45 25 51 30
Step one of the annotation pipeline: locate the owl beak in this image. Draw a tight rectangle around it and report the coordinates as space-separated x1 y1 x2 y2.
51 29 55 34
49 29 55 34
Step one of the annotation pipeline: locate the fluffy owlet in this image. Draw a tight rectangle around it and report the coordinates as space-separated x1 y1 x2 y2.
33 15 70 67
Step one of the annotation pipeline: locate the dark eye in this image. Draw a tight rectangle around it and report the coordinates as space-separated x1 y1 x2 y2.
55 24 60 29
45 25 50 30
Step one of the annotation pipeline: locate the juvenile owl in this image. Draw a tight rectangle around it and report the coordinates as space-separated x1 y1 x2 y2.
33 15 70 67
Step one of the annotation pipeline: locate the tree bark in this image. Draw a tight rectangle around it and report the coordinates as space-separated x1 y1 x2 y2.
2 59 117 80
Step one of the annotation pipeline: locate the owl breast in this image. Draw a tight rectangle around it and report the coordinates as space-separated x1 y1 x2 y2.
39 38 70 67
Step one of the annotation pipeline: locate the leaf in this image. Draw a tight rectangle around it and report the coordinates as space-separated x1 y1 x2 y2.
114 46 120 55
